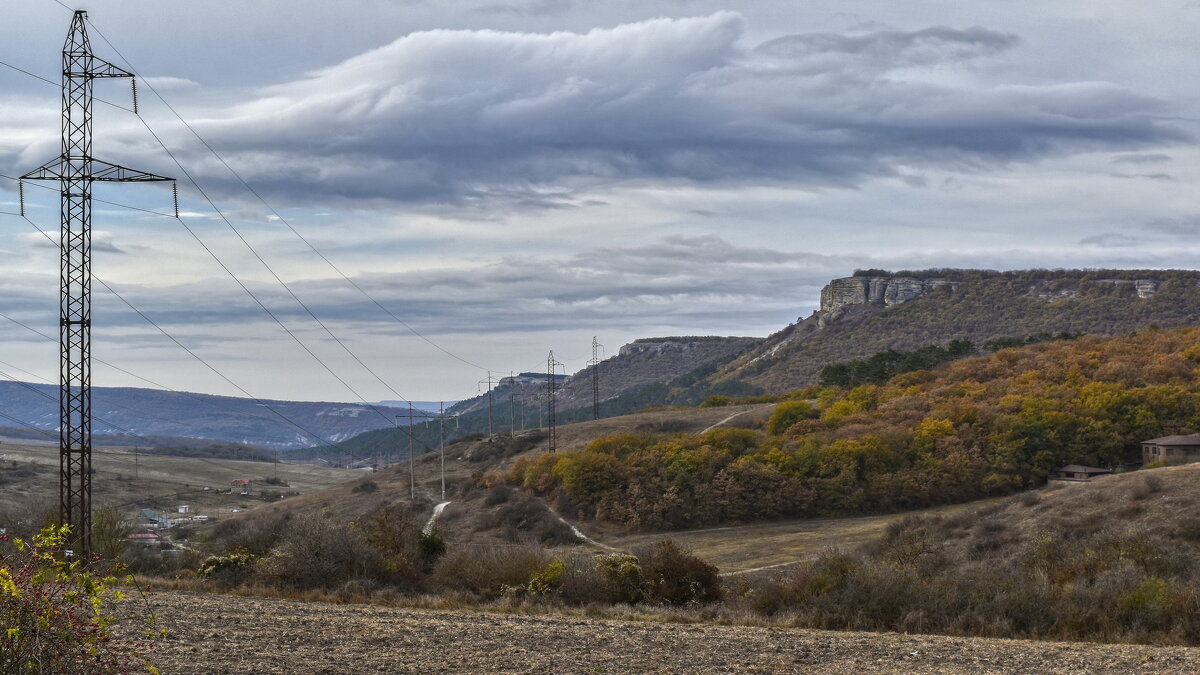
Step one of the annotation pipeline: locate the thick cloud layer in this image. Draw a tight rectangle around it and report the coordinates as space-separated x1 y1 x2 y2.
156 13 1179 207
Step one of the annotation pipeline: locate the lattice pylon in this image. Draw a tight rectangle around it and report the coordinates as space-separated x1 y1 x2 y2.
22 11 173 557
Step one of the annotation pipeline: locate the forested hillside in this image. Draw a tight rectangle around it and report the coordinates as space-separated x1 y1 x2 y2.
510 327 1200 529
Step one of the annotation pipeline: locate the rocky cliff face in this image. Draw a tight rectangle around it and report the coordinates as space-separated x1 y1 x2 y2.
819 276 957 315
1025 278 1161 301
619 339 708 357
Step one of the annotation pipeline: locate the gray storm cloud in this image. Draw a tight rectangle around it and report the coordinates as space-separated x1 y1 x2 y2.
134 12 1180 208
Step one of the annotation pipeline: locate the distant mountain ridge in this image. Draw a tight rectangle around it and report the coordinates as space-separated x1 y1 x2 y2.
0 382 405 450
707 268 1200 394
448 335 761 418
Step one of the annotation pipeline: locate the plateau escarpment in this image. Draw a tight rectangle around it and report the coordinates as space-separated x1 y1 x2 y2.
817 275 958 325
711 268 1200 394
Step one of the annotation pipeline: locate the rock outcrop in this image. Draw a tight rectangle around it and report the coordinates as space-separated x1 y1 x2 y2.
620 339 709 357
819 276 957 314
1025 279 1161 302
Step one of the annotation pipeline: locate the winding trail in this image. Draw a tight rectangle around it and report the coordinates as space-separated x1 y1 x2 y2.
424 501 451 535
548 508 618 551
700 404 774 434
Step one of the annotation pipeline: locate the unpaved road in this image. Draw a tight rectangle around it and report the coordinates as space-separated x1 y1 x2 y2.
146 591 1200 673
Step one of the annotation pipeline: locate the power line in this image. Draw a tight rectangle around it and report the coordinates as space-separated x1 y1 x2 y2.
0 56 136 113
1 51 422 418
7 212 370 465
3 173 177 217
3 191 455 461
3 26 501 458
0 410 60 439
82 15 502 375
0 365 158 446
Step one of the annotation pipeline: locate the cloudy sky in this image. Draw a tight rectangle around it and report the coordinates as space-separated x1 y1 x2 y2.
1 0 1199 404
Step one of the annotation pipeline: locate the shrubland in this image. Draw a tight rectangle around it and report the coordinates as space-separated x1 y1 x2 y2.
0 526 161 673
150 465 1200 646
511 327 1200 529
734 467 1200 644
129 327 1200 647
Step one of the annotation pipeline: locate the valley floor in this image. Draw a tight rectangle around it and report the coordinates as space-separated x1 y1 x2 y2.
146 590 1200 674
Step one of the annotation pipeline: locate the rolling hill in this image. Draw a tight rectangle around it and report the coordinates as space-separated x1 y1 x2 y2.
0 381 405 450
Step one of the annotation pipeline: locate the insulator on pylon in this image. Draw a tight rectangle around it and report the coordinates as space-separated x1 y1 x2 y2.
18 180 24 217
131 78 139 114
172 182 179 218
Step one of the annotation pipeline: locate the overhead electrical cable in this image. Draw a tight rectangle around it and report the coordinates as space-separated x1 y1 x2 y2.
82 16 503 375
0 365 160 444
0 355 243 434
0 411 60 438
2 183 447 459
2 37 474 459
82 78 415 433
0 56 135 112
4 211 371 464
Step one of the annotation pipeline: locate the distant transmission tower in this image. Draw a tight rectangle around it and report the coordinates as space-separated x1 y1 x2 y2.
407 404 415 499
508 371 516 437
438 401 446 500
546 350 563 452
21 11 173 557
589 337 604 420
478 372 495 437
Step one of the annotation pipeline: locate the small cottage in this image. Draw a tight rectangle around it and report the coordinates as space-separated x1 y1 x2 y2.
1141 433 1200 466
128 532 160 548
1049 464 1113 482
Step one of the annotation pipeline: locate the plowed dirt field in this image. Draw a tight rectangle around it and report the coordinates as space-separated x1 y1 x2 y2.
146 591 1200 674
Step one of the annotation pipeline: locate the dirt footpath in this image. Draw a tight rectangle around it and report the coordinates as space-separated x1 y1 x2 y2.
146 591 1200 674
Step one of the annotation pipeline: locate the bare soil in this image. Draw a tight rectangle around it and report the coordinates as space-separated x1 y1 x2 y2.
146 591 1200 674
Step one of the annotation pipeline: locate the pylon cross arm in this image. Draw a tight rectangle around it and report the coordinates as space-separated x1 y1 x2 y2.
71 56 134 79
21 157 173 182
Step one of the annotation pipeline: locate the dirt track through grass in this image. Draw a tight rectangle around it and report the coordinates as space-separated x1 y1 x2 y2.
588 498 1006 574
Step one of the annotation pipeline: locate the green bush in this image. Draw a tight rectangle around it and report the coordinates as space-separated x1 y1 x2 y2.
428 545 548 599
638 539 722 605
198 549 260 586
1 526 161 673
526 557 566 596
699 395 733 408
765 400 817 435
595 553 644 605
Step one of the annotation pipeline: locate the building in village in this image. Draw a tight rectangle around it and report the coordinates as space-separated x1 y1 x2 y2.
1141 433 1200 466
1049 464 1113 483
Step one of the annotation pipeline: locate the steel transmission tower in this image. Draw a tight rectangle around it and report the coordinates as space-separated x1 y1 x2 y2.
478 372 495 437
589 337 603 420
508 370 516 437
22 11 173 557
546 351 562 452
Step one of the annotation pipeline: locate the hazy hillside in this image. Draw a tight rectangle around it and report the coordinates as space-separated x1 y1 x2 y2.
0 382 405 450
449 336 760 418
710 268 1200 394
323 336 761 465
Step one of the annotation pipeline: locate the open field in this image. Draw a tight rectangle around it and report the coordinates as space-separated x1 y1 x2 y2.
599 498 1007 573
144 590 1200 674
0 439 359 524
